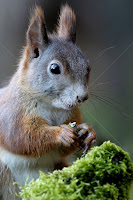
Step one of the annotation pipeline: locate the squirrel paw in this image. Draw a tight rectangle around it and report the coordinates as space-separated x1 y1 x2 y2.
59 125 79 150
77 123 96 153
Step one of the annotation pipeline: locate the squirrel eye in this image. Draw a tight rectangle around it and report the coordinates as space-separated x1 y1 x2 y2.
50 63 61 75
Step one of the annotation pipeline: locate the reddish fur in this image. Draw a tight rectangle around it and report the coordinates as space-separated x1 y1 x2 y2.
0 103 82 157
57 5 76 42
26 7 48 60
22 45 30 70
0 115 60 157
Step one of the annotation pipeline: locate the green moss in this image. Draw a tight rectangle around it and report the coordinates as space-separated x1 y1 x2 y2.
19 141 133 200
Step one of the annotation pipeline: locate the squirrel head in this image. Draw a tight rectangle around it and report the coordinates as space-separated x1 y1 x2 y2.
22 5 90 110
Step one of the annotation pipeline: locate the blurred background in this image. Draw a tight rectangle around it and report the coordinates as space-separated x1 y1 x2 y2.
0 0 133 197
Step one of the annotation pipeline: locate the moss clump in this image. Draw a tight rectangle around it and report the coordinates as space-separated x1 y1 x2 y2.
19 141 133 200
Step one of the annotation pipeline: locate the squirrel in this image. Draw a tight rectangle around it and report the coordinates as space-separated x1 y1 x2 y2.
0 5 96 200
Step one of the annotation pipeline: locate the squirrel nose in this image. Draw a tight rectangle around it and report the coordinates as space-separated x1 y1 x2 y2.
77 94 89 103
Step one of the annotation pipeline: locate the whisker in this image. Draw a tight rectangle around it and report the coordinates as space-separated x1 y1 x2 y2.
88 99 96 110
90 91 127 108
89 93 133 119
97 46 117 57
90 46 117 65
90 45 117 68
92 82 112 86
90 94 120 111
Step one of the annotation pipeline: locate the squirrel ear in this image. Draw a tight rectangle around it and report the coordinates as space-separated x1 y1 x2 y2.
57 5 76 43
27 7 49 58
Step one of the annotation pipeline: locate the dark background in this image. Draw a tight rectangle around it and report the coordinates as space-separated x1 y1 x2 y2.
0 0 133 197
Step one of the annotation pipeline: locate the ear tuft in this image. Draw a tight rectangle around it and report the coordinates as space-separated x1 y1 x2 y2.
27 6 49 58
57 5 76 43
34 7 45 23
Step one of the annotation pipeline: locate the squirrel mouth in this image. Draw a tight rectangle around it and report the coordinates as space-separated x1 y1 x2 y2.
60 99 75 110
66 104 74 109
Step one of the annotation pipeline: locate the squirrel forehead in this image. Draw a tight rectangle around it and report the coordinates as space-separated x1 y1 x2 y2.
41 39 89 73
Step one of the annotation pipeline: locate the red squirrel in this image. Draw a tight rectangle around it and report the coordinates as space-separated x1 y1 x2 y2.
0 5 96 199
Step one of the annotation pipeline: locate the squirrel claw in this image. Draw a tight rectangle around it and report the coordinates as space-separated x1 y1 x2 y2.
76 123 96 155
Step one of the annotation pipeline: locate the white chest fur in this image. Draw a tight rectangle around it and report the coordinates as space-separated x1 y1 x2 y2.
0 147 61 185
37 102 71 126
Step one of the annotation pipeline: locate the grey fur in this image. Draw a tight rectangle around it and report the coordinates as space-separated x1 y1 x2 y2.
0 161 20 200
27 37 90 109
